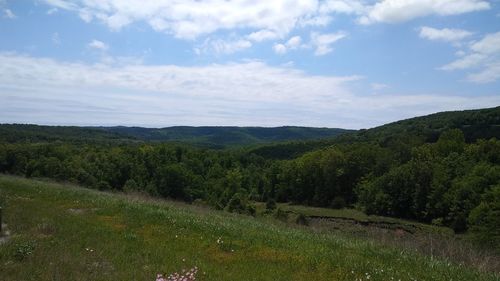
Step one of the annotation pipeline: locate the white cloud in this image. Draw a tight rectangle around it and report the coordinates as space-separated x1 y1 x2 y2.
470 32 500 54
39 0 492 40
441 32 500 83
298 14 333 27
2 53 496 128
371 83 390 91
272 36 304 55
196 38 252 55
360 0 490 25
419 26 473 42
52 32 61 45
297 1 365 27
310 31 347 56
41 0 319 40
0 52 360 127
47 8 58 15
88 40 109 51
273 43 287 55
441 53 487 70
319 0 365 15
286 36 302 49
3 8 16 19
38 0 492 59
247 30 279 42
467 62 500 83
42 0 78 10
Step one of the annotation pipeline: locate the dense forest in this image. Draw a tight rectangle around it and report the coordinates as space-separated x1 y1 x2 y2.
100 126 351 147
0 107 499 250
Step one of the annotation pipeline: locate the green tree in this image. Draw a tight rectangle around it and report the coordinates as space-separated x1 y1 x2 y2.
468 185 500 250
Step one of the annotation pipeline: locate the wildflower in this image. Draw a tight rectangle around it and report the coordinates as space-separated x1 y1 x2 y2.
156 266 198 281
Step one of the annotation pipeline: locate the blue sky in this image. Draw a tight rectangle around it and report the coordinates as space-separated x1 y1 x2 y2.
0 0 499 129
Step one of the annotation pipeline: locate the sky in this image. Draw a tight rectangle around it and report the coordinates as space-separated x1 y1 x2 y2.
0 0 499 129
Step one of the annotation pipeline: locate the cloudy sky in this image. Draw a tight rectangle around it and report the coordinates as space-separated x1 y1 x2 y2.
0 0 499 129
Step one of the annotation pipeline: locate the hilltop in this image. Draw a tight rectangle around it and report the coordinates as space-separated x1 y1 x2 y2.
250 106 500 159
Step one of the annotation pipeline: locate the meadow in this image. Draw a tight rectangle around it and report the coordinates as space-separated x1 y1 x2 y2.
0 175 498 281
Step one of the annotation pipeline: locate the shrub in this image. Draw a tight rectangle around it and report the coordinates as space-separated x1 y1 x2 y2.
468 186 500 250
123 179 139 193
246 203 256 216
265 198 277 210
95 181 111 191
226 193 255 216
14 241 36 261
330 196 346 209
274 208 288 222
226 194 246 214
295 213 308 226
431 218 444 226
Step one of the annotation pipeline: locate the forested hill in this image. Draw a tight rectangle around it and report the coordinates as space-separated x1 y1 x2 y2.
98 126 351 147
0 124 351 147
0 124 137 144
344 106 500 143
250 106 500 159
2 107 497 147
101 106 500 147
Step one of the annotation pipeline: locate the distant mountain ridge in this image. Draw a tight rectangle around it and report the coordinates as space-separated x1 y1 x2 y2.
0 124 352 147
97 126 352 147
1 106 498 147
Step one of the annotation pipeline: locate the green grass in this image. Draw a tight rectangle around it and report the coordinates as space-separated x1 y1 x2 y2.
275 203 370 222
268 203 454 235
0 175 498 281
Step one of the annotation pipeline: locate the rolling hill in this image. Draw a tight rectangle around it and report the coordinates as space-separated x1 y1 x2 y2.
98 126 351 147
249 106 500 159
2 107 497 148
0 124 351 147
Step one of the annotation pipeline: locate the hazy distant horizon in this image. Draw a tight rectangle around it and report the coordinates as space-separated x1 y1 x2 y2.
3 106 498 131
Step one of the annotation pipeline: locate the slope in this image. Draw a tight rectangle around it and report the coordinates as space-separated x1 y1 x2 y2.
249 106 500 159
0 176 497 281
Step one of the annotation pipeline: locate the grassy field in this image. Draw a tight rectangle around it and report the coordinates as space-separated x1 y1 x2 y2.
268 203 454 234
0 175 498 281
